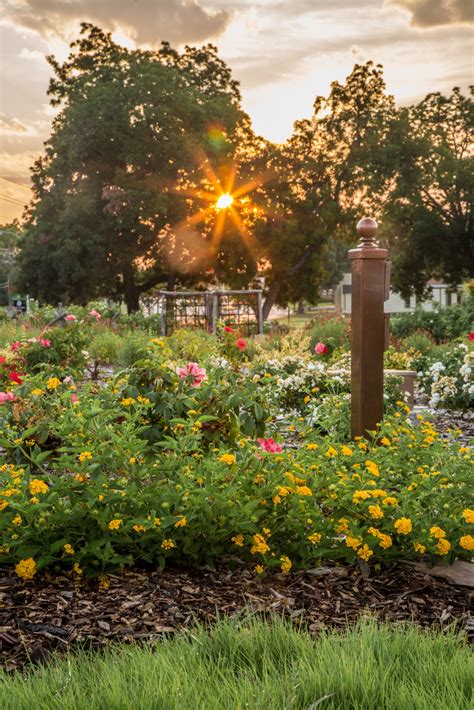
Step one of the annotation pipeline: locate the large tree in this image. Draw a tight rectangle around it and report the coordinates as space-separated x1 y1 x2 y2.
386 86 473 297
245 62 398 319
18 24 249 312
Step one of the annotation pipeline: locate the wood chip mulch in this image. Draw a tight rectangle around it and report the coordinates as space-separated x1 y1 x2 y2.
1 563 472 672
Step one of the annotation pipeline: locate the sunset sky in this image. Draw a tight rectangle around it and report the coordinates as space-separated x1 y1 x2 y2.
1 0 472 222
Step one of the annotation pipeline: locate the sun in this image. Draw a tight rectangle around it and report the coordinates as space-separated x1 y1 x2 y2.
215 193 234 210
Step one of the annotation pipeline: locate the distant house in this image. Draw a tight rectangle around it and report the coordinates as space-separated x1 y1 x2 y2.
334 274 460 315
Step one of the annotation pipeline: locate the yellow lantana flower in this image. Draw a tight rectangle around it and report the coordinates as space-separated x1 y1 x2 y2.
394 517 412 535
462 509 474 524
108 519 122 530
29 479 49 495
219 453 236 465
15 558 36 580
46 377 60 390
280 555 292 573
459 535 474 551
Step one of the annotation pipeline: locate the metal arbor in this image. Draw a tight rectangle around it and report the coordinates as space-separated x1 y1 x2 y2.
159 289 263 336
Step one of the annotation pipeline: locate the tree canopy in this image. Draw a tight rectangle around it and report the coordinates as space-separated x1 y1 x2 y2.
18 24 250 312
385 86 473 297
16 24 473 314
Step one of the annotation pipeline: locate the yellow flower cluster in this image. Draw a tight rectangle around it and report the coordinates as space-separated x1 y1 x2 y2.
280 555 292 573
108 519 122 530
174 516 187 528
46 377 60 390
462 509 474 524
78 451 92 463
231 534 244 547
308 532 321 545
459 535 474 551
219 453 236 465
394 518 412 535
15 558 36 580
251 533 270 555
29 479 49 495
161 539 175 549
63 544 75 555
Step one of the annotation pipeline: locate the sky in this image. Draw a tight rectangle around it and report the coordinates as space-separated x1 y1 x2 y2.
0 0 473 222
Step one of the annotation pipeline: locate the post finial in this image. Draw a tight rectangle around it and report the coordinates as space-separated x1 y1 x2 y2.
356 217 378 247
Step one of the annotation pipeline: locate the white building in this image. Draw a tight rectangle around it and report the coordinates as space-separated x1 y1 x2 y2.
335 273 459 314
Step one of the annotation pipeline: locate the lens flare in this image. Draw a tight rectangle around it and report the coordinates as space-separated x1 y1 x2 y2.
216 193 234 210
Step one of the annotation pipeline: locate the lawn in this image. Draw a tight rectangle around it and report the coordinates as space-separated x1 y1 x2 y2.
1 617 472 710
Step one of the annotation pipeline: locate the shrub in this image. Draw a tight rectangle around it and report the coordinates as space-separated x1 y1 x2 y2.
391 302 474 343
1 397 472 578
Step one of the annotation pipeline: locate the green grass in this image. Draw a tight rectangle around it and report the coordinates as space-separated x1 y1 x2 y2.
1 617 472 709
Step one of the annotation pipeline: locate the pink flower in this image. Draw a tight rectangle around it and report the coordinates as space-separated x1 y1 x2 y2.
27 337 37 344
40 338 51 348
71 393 79 404
176 362 208 388
314 342 329 355
89 309 101 321
0 391 15 404
9 372 22 385
224 326 234 333
65 314 76 322
0 356 6 364
10 341 22 352
468 332 474 341
235 338 247 351
257 437 283 453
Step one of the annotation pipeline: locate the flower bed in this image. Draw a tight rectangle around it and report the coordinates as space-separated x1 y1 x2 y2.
0 314 472 582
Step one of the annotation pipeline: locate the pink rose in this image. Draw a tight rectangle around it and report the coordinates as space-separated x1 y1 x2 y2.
314 342 329 355
0 391 15 404
224 326 233 333
257 437 283 453
65 314 76 322
40 338 51 348
10 341 22 352
176 362 207 388
235 338 247 351
89 309 101 321
71 393 79 404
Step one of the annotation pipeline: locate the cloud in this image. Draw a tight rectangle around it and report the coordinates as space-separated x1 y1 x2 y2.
2 0 231 45
0 114 37 136
388 0 474 27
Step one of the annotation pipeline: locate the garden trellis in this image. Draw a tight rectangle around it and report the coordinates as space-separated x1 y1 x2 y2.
159 290 263 336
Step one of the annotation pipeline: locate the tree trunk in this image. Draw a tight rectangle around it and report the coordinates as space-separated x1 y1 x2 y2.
122 264 140 313
262 280 281 321
167 270 176 291
297 299 305 314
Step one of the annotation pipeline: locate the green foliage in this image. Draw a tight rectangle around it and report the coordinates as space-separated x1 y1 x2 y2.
308 314 350 353
1 386 472 577
386 87 473 295
402 331 436 356
390 302 474 342
18 24 248 313
1 619 472 710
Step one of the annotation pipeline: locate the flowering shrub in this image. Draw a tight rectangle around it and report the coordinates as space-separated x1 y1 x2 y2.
414 343 474 409
1 406 472 579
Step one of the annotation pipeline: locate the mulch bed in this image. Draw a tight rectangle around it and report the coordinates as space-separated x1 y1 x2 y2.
1 563 472 672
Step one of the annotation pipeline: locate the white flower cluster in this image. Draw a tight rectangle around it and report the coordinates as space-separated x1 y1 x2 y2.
426 345 474 408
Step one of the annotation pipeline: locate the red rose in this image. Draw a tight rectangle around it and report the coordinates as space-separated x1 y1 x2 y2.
9 371 23 385
235 338 247 351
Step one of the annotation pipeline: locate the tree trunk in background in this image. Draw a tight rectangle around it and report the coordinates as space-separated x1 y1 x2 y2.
262 280 281 321
122 264 140 313
167 271 176 291
297 300 305 314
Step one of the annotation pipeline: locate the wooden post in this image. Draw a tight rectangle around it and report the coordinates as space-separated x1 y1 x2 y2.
256 291 263 335
349 218 388 439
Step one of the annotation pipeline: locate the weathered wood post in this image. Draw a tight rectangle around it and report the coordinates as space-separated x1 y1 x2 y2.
349 218 388 439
